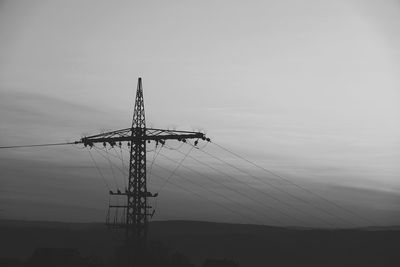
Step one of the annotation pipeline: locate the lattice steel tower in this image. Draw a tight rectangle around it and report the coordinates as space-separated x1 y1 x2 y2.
79 78 206 266
128 77 148 246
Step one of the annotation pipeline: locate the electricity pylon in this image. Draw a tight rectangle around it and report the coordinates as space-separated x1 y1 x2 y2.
79 78 206 266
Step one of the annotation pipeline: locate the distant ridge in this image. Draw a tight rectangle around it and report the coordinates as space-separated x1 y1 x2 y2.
1 219 399 267
3 218 399 230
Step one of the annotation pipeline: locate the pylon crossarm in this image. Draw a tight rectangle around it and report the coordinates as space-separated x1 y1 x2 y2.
109 190 158 197
79 127 206 146
146 128 206 141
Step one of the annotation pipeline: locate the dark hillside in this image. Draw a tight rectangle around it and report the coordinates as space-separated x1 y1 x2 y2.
0 220 399 267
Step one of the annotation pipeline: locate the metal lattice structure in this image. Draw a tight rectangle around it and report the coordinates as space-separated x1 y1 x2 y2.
128 77 148 255
79 78 206 266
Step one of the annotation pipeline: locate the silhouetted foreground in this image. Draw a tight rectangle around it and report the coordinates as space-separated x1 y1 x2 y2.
203 259 240 267
0 242 236 267
29 247 105 267
0 220 399 267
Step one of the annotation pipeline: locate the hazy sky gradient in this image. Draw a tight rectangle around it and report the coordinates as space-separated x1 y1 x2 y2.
0 0 399 227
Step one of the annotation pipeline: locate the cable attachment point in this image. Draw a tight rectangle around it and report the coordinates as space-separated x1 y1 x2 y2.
150 209 156 218
82 140 94 148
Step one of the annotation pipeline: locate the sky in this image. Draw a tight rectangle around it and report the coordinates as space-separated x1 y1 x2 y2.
0 0 399 228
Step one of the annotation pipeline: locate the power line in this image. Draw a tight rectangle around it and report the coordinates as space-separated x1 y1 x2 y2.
91 146 127 189
149 171 262 225
164 144 308 226
93 146 128 174
86 147 111 191
211 141 379 227
0 142 76 149
155 152 284 225
113 146 127 188
153 161 267 225
189 142 347 228
104 146 119 189
156 145 195 193
148 143 163 177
